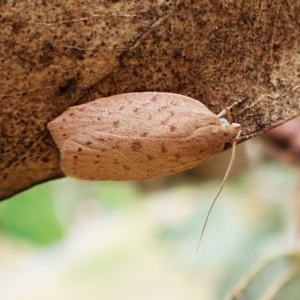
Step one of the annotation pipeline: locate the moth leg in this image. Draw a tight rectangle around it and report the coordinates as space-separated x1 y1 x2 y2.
217 96 248 119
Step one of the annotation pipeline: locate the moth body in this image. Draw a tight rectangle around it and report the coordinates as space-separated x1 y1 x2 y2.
48 92 241 181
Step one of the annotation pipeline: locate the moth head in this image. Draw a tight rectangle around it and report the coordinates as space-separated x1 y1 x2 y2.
219 117 242 144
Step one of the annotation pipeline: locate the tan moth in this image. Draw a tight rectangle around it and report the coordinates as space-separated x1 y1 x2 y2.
48 91 243 248
48 92 242 181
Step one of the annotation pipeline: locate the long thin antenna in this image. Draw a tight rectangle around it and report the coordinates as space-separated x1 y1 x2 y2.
196 130 242 251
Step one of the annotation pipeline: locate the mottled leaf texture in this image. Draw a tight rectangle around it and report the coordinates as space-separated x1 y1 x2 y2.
0 0 299 200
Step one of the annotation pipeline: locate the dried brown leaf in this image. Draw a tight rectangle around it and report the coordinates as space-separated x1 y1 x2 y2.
0 0 299 200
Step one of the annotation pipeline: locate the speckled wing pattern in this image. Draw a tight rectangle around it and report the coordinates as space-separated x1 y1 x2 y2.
48 92 235 180
60 124 226 180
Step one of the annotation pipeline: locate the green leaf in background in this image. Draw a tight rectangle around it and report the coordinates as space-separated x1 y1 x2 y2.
92 181 142 209
226 253 300 300
0 183 64 245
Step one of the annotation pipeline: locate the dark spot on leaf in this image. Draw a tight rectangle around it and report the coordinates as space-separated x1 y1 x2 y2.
78 147 82 152
147 155 154 160
41 157 49 163
86 141 92 145
12 21 26 34
59 78 77 93
123 165 131 171
170 125 176 132
59 84 70 94
74 155 78 159
70 48 85 60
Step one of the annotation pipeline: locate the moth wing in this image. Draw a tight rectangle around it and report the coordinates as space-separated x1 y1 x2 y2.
48 92 221 147
59 124 225 181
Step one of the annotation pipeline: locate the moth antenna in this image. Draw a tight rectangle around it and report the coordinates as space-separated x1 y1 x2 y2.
196 129 242 251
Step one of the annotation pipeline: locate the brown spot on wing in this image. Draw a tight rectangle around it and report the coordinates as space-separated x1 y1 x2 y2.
161 144 168 153
131 140 142 151
150 94 159 102
113 121 120 127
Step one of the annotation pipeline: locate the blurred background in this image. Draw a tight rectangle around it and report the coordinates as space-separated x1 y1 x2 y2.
0 118 300 300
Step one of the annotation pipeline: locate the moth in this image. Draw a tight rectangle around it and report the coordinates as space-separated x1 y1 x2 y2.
47 92 242 181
